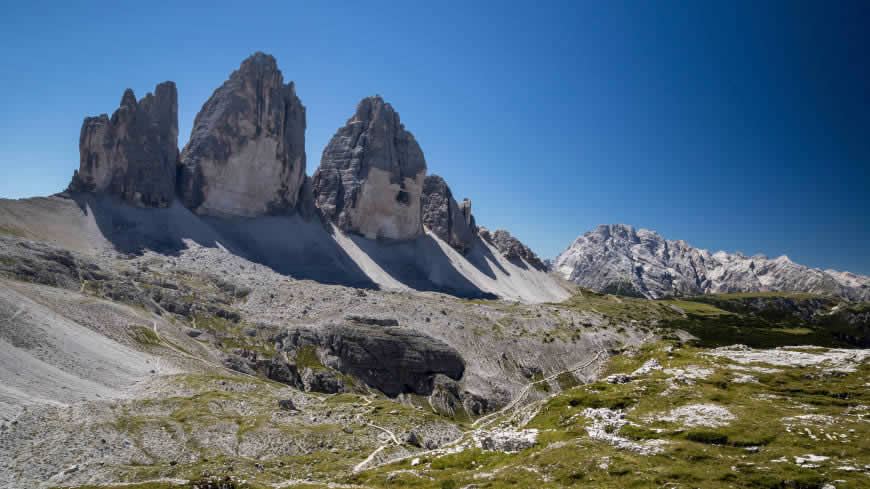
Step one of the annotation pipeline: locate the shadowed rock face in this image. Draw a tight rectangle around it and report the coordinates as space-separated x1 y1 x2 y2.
422 174 476 253
312 96 427 240
275 323 464 397
177 52 306 217
69 82 178 208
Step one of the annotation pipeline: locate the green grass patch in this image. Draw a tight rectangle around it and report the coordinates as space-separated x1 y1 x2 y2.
295 345 327 372
685 429 729 445
556 371 581 390
430 448 511 470
619 424 662 440
130 325 161 346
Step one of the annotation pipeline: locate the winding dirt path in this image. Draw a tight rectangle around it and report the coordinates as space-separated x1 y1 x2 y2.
353 346 611 473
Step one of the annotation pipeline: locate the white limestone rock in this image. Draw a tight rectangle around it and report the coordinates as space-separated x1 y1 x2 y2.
312 95 427 240
178 52 306 217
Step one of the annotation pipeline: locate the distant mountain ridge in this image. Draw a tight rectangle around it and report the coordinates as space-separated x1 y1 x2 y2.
554 224 870 301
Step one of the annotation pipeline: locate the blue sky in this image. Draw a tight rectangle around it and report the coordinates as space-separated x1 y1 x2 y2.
1 1 868 274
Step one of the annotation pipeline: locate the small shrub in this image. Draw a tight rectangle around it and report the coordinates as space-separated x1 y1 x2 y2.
619 424 661 440
564 391 634 410
685 430 728 445
440 479 457 489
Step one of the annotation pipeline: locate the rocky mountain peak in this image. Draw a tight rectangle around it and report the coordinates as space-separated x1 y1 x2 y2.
481 228 546 270
177 52 306 217
239 51 278 70
119 88 138 108
312 95 427 240
68 81 179 208
555 224 870 301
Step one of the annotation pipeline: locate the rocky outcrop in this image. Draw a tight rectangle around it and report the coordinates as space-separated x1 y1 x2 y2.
422 175 476 253
343 314 399 326
177 52 306 217
312 96 427 240
300 368 343 393
473 428 539 453
69 82 179 207
554 224 870 300
480 227 546 270
274 322 464 397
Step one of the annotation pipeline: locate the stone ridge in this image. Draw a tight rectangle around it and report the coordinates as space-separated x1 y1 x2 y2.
312 95 427 240
554 223 870 300
69 82 179 208
480 227 547 270
422 174 477 253
177 51 306 217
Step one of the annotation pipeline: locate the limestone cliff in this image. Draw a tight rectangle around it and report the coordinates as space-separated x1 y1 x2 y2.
312 96 426 240
177 52 306 217
69 82 178 207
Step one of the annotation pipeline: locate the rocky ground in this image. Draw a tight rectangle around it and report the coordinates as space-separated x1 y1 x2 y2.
1 228 868 488
0 230 640 488
356 342 870 489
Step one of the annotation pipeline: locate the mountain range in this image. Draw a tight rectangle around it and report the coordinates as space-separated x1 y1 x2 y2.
1 51 869 489
553 223 870 301
4 52 869 306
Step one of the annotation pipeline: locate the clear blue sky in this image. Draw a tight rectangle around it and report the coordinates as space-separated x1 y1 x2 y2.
1 1 868 274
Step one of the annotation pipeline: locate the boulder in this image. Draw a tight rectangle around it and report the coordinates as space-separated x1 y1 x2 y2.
178 52 306 217
184 328 203 338
421 174 476 253
473 428 538 452
312 96 427 240
428 374 464 417
274 323 464 397
404 431 422 447
69 82 178 207
300 367 343 394
277 399 296 411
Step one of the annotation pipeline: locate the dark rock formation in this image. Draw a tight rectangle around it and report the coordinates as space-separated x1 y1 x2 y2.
428 374 465 417
404 431 422 447
0 238 110 290
422 174 477 253
312 96 427 240
274 323 464 397
69 82 179 207
300 368 343 393
277 399 296 411
480 227 546 270
343 314 399 326
177 52 306 217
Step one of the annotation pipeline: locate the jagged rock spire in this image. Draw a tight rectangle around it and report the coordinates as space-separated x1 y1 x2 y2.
70 82 179 208
177 52 306 217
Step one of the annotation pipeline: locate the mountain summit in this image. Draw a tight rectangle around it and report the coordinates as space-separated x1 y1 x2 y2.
554 224 870 300
177 52 307 217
